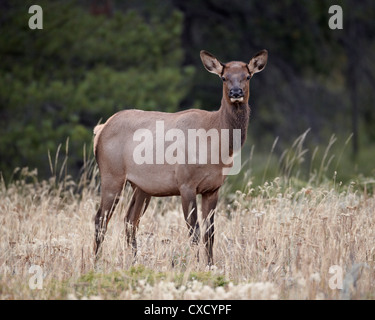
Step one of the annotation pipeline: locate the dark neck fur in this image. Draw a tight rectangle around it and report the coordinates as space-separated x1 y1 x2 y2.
219 98 251 149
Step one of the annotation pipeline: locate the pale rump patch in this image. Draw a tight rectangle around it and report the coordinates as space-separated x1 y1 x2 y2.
93 113 118 155
93 124 105 155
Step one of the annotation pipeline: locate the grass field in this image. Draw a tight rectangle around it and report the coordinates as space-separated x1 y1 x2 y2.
1 137 375 300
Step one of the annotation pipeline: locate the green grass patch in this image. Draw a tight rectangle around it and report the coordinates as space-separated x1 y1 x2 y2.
68 265 229 299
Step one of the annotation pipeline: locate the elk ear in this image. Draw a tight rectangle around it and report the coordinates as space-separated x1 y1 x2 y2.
248 49 268 74
200 50 224 76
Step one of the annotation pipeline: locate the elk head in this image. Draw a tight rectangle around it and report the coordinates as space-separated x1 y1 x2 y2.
200 49 268 105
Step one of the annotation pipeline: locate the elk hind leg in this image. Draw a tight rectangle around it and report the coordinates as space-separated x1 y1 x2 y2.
124 187 151 257
94 178 125 258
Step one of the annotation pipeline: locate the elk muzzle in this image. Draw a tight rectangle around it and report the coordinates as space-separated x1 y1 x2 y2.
229 88 244 103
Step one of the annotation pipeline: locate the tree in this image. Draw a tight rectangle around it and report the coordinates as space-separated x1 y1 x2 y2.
0 0 194 180
173 0 375 159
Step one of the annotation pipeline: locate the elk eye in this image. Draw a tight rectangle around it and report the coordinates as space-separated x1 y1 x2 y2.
246 75 251 80
221 76 226 82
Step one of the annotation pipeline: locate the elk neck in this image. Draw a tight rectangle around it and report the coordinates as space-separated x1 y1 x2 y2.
218 97 250 149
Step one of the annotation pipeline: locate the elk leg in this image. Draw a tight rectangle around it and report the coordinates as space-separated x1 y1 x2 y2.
202 190 219 266
94 178 125 258
180 186 199 246
124 187 151 257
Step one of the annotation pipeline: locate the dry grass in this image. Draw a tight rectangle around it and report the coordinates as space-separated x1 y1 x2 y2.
1 137 375 300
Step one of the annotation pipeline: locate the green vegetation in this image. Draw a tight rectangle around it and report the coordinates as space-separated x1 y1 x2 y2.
70 265 228 299
0 0 194 179
1 0 375 187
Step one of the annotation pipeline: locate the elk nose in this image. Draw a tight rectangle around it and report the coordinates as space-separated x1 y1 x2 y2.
229 88 244 98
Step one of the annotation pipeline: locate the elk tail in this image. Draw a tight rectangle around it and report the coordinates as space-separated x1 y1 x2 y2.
93 124 105 156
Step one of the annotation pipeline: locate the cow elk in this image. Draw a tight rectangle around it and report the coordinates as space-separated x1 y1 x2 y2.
93 49 268 265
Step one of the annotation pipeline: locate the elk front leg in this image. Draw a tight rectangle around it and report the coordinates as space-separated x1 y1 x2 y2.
180 185 200 246
202 190 219 266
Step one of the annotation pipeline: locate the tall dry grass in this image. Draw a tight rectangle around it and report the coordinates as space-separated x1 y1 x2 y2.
0 134 375 300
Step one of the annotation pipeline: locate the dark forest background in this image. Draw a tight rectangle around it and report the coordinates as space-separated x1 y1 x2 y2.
1 0 374 186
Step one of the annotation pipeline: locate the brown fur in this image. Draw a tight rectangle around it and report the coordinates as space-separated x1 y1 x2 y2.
93 50 268 265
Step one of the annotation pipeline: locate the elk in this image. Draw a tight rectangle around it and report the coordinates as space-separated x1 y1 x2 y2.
93 49 268 265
